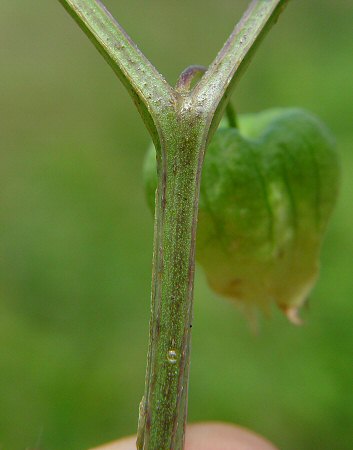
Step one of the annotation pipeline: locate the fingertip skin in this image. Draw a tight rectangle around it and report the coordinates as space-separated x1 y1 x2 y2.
90 422 279 450
185 422 279 450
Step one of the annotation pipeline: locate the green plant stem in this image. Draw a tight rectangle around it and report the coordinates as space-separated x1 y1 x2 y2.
57 1 290 448
137 110 208 449
57 0 173 144
175 65 207 92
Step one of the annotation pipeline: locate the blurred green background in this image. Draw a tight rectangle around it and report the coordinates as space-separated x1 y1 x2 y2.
0 1 352 449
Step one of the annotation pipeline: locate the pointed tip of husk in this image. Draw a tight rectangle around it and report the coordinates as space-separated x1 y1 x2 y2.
283 307 304 326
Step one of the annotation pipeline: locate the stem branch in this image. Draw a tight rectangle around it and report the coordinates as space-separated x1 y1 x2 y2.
58 0 174 142
175 65 207 93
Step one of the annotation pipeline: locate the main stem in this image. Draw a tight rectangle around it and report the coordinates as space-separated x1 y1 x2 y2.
138 104 207 449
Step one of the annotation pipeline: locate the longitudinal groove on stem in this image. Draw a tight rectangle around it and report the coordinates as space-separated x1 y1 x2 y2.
57 1 291 448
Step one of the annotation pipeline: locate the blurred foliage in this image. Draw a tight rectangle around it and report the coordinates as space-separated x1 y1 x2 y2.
0 1 352 449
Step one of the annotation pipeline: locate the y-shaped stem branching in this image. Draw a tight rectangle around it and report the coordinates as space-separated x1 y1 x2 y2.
57 1 290 448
